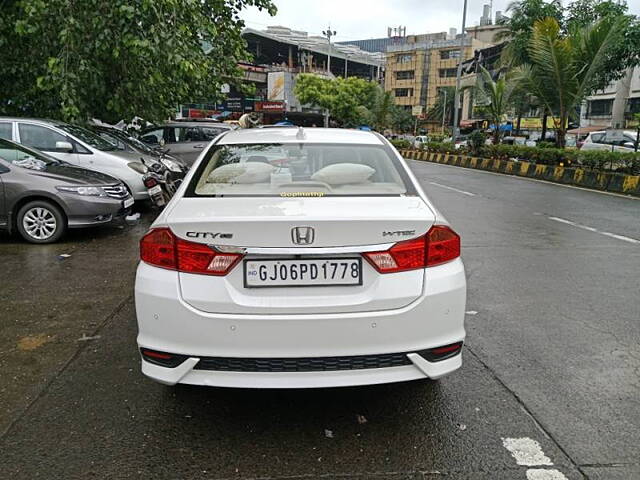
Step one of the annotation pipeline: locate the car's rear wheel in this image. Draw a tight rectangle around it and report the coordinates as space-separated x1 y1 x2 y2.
17 200 66 244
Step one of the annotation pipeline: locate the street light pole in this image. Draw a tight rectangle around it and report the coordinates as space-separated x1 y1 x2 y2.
442 89 448 133
322 27 336 75
452 0 468 144
344 55 348 78
322 26 336 127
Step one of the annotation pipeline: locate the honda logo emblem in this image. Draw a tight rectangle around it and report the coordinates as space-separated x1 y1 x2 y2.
291 226 315 245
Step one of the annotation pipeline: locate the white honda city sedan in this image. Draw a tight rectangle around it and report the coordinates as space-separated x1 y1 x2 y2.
135 127 466 388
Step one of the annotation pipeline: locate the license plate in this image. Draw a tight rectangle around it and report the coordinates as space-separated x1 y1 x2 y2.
148 185 162 195
244 258 362 288
123 197 134 208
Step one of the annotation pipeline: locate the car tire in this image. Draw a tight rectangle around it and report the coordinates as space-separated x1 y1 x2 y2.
16 200 66 244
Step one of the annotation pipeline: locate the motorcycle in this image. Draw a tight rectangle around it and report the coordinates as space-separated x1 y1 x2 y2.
141 154 186 207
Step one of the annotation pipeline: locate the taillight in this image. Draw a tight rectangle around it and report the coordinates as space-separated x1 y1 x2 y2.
140 227 242 275
140 228 176 269
425 225 461 267
363 225 460 273
143 177 159 188
175 236 242 275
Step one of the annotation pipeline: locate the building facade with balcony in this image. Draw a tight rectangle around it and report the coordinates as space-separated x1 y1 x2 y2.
580 67 640 130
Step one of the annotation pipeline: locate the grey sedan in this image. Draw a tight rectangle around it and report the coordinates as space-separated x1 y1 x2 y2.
0 138 133 243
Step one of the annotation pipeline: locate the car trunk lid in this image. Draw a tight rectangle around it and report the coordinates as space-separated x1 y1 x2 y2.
168 196 434 314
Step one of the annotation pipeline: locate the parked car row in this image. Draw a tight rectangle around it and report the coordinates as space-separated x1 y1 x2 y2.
0 116 226 243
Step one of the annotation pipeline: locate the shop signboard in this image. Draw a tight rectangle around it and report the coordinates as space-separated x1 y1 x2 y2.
224 97 244 112
519 117 557 129
255 101 285 113
188 108 218 118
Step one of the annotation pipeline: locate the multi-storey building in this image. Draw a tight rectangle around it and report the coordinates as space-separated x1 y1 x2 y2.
581 67 640 130
385 36 488 126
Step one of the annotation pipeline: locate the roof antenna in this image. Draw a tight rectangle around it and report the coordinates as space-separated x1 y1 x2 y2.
296 126 306 140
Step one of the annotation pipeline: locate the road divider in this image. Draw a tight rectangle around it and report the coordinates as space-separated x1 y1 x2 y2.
401 150 640 197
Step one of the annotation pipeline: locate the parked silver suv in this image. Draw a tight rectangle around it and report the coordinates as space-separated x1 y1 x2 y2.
0 138 133 243
0 118 156 201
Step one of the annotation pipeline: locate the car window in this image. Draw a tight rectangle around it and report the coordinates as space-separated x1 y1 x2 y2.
140 128 164 145
0 138 59 169
171 127 205 142
57 125 117 151
97 131 127 150
0 122 12 140
590 133 605 144
201 127 226 140
110 131 155 154
18 123 69 151
189 143 415 197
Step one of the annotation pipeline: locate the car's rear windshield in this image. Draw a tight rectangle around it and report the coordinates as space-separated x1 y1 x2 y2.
186 143 415 197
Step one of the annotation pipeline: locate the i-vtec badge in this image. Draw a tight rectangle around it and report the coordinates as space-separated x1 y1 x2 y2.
383 230 416 237
186 231 233 239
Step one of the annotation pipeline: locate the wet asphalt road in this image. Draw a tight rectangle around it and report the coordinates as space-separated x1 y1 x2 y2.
0 162 639 479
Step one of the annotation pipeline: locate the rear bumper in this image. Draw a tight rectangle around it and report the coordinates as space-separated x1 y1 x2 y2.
134 258 466 388
141 353 462 388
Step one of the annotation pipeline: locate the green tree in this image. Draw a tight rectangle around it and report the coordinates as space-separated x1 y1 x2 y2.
390 106 414 133
497 0 639 141
497 0 564 67
425 87 455 130
369 87 395 131
565 0 640 89
516 17 622 147
294 74 378 127
0 0 276 123
474 67 518 144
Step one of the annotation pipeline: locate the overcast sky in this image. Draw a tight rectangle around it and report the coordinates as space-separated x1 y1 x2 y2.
241 0 640 41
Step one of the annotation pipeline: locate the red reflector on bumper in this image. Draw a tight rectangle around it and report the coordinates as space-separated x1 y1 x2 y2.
418 342 463 362
141 349 172 360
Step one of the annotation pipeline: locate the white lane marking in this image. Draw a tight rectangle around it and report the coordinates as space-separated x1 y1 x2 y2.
526 469 569 480
409 159 640 201
428 181 476 196
548 216 640 244
502 437 553 466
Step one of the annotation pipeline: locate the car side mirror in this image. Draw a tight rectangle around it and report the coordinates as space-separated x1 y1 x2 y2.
55 141 74 153
159 138 166 147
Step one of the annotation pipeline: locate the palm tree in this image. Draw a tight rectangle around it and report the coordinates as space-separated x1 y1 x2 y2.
516 17 622 147
474 66 517 144
370 88 394 131
426 86 455 132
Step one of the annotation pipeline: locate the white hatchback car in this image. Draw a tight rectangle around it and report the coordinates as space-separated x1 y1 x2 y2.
135 127 466 388
581 130 638 153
